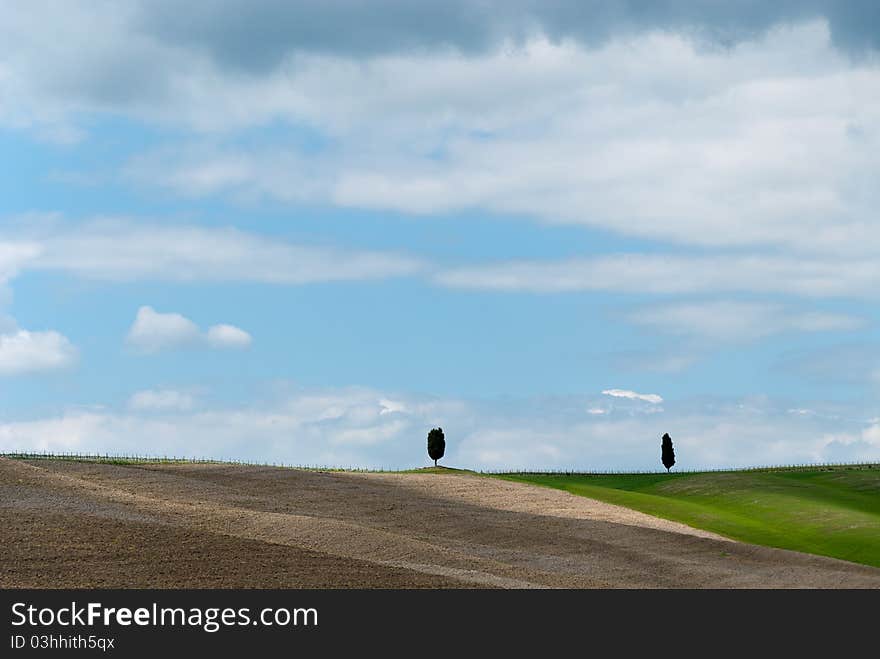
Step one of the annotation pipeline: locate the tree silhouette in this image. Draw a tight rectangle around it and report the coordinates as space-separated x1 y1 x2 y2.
661 432 675 472
427 427 445 467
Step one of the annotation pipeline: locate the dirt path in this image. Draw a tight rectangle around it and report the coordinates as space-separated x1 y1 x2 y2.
3 458 880 588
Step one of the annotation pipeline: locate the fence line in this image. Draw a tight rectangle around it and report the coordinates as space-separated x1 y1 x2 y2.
480 461 880 476
1 451 878 475
0 451 385 473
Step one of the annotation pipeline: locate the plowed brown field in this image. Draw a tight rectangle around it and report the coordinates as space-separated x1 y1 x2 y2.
3 458 879 588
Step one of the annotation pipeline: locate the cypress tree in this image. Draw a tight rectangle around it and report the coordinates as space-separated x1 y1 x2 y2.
661 432 675 472
427 427 445 467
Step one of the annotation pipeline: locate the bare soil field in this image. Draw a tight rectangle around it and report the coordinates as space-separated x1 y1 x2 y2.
2 457 879 588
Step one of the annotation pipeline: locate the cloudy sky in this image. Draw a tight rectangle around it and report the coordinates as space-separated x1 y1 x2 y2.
1 1 878 470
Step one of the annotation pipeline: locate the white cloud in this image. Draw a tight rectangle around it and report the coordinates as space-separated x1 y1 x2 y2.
4 219 879 308
0 241 42 282
128 389 196 412
434 254 880 299
1 12 878 270
126 306 200 352
820 423 880 463
0 329 77 376
3 14 877 263
206 324 252 349
379 398 407 415
104 23 880 266
627 301 864 342
602 389 663 405
126 306 251 353
1 218 422 284
11 219 880 301
0 412 105 452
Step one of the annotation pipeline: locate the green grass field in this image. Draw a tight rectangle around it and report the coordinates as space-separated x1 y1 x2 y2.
496 466 880 568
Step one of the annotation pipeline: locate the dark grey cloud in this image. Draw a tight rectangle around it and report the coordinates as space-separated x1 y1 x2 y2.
135 0 501 71
135 0 880 72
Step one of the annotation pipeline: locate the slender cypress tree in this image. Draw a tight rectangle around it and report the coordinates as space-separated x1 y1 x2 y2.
661 432 675 472
427 427 445 467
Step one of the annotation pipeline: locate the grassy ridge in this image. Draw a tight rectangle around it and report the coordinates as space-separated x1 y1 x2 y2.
496 466 880 568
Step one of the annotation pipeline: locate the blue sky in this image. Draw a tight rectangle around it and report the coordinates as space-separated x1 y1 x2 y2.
0 1 878 469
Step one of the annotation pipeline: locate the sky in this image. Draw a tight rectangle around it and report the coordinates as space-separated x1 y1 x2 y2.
0 1 878 470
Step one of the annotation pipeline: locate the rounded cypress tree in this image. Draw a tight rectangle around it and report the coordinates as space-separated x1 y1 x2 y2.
427 427 445 467
661 432 675 472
